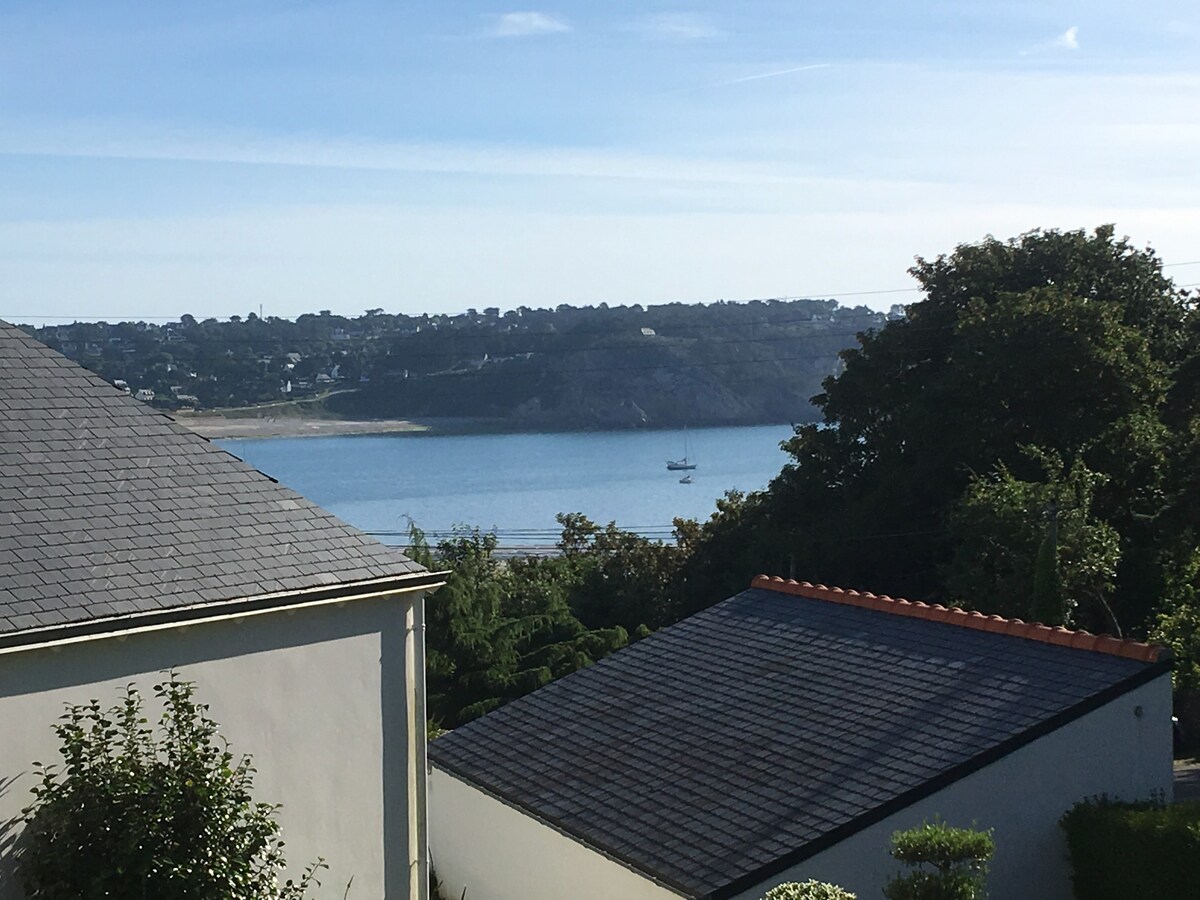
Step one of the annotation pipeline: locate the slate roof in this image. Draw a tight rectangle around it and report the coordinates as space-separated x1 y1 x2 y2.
0 321 424 638
430 579 1169 899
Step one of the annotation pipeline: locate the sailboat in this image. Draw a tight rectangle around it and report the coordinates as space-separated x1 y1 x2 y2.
666 428 697 471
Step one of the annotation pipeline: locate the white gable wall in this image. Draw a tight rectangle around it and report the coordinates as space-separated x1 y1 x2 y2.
734 673 1173 900
430 766 681 900
0 590 429 900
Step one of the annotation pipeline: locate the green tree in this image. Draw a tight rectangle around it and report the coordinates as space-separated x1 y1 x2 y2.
18 673 324 899
557 512 687 631
746 226 1190 621
943 448 1122 630
883 821 994 900
410 525 628 727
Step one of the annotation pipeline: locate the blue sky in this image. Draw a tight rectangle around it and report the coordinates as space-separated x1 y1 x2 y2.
1 1 1198 321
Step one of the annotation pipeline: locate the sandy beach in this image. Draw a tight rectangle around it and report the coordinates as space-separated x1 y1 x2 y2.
174 414 438 439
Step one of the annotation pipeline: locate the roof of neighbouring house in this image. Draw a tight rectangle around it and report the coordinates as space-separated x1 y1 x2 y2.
0 321 427 643
429 576 1170 900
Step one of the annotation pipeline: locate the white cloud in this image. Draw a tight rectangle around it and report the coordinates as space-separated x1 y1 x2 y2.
1055 26 1079 50
634 13 721 42
488 11 570 38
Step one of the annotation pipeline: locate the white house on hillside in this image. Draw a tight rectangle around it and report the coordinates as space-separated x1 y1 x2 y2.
0 321 443 899
430 576 1172 900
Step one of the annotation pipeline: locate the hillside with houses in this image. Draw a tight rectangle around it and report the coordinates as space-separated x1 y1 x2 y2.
26 298 896 429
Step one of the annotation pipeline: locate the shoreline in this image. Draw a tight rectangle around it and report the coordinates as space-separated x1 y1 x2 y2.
173 414 501 440
173 412 807 440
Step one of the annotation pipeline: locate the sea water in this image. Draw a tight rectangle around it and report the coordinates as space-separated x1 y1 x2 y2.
220 425 794 548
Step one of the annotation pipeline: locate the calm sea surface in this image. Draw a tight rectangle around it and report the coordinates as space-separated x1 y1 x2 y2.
220 425 794 547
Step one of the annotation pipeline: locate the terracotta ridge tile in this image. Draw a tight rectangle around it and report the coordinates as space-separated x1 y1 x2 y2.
750 575 1166 663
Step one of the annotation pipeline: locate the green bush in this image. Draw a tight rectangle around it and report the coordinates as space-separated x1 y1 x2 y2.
883 820 994 900
1061 797 1200 899
762 880 856 900
18 672 324 899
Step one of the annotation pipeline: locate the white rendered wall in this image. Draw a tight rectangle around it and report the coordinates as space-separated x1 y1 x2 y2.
735 674 1174 900
0 592 424 900
430 766 681 900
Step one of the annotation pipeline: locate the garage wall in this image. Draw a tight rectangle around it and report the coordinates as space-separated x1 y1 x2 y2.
734 673 1174 900
0 591 424 900
430 766 681 900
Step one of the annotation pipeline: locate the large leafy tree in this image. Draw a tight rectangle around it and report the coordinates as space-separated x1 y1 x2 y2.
757 226 1193 627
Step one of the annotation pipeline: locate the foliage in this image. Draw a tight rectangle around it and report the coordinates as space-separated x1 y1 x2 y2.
761 879 857 899
690 226 1199 642
883 821 994 900
1150 547 1200 693
411 523 630 728
943 447 1122 630
556 512 689 631
18 673 323 900
1061 797 1200 900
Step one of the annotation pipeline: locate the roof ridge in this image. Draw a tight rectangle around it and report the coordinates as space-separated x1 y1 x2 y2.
750 575 1166 663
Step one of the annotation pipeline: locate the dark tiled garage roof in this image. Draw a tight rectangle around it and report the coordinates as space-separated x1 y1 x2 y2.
430 580 1168 899
0 321 423 637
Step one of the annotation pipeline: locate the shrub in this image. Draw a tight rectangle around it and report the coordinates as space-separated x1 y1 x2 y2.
1061 797 1200 900
762 880 856 899
18 672 324 899
883 820 994 900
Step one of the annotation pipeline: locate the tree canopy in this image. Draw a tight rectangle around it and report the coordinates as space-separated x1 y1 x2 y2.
735 226 1197 640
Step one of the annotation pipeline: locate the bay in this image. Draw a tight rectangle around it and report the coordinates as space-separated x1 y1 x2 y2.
220 424 794 548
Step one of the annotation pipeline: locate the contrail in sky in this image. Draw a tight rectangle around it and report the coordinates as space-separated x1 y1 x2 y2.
710 63 830 87
652 63 829 97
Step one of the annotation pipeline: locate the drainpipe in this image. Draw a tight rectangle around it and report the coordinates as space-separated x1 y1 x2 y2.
406 592 431 900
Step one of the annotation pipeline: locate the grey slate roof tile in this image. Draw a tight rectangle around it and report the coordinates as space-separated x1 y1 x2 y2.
430 587 1162 899
0 320 424 636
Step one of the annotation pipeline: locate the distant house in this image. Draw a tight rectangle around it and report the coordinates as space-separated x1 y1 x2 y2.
0 321 442 900
112 378 130 394
133 387 154 401
430 576 1171 900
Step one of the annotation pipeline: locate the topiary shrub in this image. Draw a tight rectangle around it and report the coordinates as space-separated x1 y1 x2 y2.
1061 797 1200 900
17 672 325 899
883 820 994 900
762 880 856 900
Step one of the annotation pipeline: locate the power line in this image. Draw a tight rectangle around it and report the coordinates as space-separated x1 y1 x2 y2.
5 247 1198 325
9 265 1196 325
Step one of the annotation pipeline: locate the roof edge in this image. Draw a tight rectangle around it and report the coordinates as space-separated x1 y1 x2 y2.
705 655 1173 900
0 569 447 656
751 575 1167 663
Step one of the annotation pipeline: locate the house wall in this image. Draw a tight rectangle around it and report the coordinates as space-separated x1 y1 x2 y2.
0 590 428 900
429 766 682 900
734 673 1174 900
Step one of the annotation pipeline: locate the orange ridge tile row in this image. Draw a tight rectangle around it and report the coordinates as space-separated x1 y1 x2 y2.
750 575 1165 663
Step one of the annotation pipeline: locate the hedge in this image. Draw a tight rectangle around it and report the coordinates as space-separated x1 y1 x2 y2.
1060 797 1200 900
